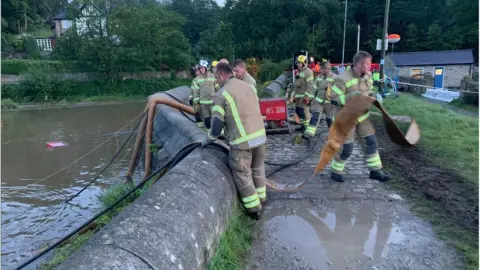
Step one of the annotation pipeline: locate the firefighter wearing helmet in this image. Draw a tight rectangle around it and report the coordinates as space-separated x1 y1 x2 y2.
288 54 316 132
191 59 216 130
302 59 337 140
329 51 390 183
211 61 221 91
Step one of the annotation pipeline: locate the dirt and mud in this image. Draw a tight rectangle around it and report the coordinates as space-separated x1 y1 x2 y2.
372 117 478 233
247 124 464 270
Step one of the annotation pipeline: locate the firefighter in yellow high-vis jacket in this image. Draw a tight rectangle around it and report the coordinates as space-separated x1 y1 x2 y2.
203 63 266 220
329 51 390 183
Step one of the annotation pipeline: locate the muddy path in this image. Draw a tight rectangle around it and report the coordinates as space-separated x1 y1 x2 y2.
371 117 478 233
247 130 463 270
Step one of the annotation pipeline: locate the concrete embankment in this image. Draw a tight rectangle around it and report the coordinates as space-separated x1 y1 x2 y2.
58 86 237 269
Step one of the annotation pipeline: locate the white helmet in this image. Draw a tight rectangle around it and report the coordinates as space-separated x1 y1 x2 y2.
199 59 209 69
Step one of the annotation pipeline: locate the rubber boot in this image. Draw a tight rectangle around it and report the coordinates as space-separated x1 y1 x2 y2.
247 211 262 221
301 132 311 141
326 118 332 128
331 172 345 182
369 170 390 182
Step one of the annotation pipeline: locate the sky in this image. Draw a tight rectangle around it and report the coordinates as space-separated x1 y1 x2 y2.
215 0 225 7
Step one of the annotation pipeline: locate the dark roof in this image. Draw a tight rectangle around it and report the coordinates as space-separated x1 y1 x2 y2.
53 11 68 20
387 49 475 66
53 3 104 21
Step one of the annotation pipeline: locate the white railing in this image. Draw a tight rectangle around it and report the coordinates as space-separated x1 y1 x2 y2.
36 38 52 52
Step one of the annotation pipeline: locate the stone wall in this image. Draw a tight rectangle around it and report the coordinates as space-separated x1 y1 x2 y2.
396 65 472 88
1 71 190 84
397 75 434 95
57 87 238 269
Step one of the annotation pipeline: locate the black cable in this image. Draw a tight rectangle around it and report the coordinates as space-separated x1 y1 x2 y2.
14 142 202 270
65 111 146 203
162 92 196 123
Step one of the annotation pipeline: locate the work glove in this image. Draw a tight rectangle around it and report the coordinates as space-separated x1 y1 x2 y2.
189 99 193 106
201 137 215 148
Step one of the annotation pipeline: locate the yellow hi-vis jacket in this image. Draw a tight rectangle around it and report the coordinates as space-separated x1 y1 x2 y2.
239 72 257 88
330 66 374 123
209 77 266 150
192 72 216 105
291 66 315 100
314 72 338 104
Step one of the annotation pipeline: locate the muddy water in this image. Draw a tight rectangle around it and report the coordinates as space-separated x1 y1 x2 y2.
1 102 145 269
262 201 406 269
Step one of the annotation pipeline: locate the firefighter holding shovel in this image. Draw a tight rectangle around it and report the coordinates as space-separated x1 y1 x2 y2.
329 51 390 183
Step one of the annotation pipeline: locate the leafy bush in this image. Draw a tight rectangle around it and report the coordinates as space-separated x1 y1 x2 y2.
24 36 40 59
258 59 290 82
1 59 67 74
17 66 76 102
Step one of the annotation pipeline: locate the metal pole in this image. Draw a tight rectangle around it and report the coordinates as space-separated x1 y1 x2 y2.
341 0 347 66
356 24 360 52
379 0 390 93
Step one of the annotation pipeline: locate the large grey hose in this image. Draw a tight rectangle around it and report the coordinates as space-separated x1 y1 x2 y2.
263 72 291 98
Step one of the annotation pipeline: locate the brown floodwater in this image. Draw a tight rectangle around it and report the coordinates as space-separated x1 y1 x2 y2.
1 102 145 269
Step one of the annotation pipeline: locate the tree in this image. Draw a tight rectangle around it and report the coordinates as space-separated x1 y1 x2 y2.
53 4 191 80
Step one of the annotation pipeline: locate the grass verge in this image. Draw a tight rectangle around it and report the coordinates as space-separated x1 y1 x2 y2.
385 169 479 270
38 178 157 270
373 93 479 188
207 206 256 270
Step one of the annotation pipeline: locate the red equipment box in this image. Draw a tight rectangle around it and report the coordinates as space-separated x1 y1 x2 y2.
259 98 288 121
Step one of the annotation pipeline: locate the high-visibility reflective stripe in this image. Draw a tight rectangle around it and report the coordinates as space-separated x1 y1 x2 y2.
332 85 346 105
256 186 266 193
368 79 373 84
193 97 200 102
345 78 359 88
357 112 370 122
305 92 314 98
315 97 324 103
207 132 217 140
242 193 259 203
324 100 331 103
250 84 257 95
326 78 334 82
192 85 200 90
366 154 381 163
367 160 382 168
188 95 193 98
367 154 382 167
305 126 316 136
295 94 305 98
316 78 324 81
299 73 305 78
231 129 266 145
306 76 314 82
222 91 247 137
199 100 213 105
212 105 225 116
256 186 266 199
331 160 345 171
197 77 215 83
244 198 261 208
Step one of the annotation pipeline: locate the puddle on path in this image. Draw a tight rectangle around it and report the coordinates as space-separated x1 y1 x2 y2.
264 203 405 269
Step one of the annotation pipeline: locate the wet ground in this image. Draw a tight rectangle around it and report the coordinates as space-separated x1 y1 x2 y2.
1 102 144 269
248 128 464 270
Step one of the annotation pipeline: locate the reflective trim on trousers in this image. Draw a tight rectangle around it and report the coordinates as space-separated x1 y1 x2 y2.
305 126 316 136
256 186 266 199
242 193 261 209
331 159 345 173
